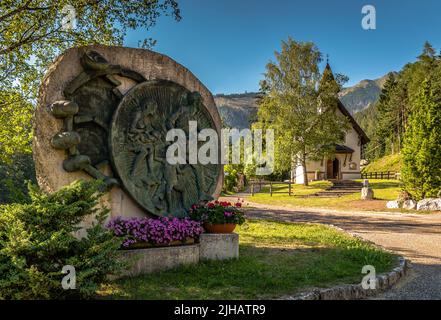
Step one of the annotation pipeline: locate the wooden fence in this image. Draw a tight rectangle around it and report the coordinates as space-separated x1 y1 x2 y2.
249 180 294 196
361 171 397 180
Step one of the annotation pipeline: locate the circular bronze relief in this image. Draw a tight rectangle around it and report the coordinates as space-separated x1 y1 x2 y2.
110 80 221 217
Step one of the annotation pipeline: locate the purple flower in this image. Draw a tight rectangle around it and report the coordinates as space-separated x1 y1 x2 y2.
106 216 203 247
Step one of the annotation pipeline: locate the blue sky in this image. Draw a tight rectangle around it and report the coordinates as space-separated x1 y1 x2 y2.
124 0 441 94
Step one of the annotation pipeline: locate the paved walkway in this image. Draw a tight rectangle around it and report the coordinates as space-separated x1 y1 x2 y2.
221 197 441 299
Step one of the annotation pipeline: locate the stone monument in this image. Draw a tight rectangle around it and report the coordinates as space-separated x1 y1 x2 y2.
34 45 223 221
360 179 374 200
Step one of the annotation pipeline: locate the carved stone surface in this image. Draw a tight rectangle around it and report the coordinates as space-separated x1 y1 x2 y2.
110 80 220 217
34 45 223 223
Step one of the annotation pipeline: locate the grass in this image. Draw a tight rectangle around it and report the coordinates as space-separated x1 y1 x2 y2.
363 154 403 173
247 180 402 212
99 219 395 300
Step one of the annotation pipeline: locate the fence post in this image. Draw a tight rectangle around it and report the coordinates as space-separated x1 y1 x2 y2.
270 182 273 197
381 172 383 179
251 183 254 196
288 182 292 196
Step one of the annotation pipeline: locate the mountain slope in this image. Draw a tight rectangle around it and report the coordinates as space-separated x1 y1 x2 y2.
338 73 394 114
214 92 260 129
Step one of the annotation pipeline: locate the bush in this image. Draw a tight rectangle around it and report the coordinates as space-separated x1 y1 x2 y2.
0 180 123 299
223 164 240 192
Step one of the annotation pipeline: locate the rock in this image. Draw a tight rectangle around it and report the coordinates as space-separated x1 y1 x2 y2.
386 200 401 209
361 187 374 200
402 200 417 210
417 198 441 211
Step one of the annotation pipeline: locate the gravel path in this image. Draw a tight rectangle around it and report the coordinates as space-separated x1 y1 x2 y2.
221 197 441 300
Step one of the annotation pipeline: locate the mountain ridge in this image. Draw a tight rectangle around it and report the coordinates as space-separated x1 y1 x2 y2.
215 73 393 129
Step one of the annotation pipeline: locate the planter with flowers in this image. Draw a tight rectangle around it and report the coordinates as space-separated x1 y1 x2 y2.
106 216 204 250
189 200 245 233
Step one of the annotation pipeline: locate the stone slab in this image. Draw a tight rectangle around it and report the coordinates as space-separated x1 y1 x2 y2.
119 244 200 277
199 233 239 261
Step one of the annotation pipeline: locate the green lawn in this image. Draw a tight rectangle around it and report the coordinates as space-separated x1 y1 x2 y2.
248 180 402 212
99 219 396 300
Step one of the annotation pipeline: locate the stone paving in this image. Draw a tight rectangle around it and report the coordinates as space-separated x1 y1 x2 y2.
221 197 441 300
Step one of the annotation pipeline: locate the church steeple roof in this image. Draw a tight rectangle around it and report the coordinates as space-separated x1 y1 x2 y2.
320 58 337 88
318 57 371 145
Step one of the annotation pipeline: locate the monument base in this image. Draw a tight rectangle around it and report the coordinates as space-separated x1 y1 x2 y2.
199 233 239 261
117 233 239 278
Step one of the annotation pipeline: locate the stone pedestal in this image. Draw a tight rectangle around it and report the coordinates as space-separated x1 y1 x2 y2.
119 245 200 277
361 187 374 200
199 233 239 261
116 233 240 278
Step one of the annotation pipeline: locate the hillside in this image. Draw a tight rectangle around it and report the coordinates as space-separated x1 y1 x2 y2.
214 92 260 129
338 73 394 114
362 154 403 173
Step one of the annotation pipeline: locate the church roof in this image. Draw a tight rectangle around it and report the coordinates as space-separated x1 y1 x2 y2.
337 99 370 145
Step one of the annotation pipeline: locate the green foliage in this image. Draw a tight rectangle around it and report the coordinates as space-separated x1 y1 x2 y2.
0 153 36 204
357 42 439 161
0 90 34 163
0 0 180 166
255 37 350 185
223 164 240 192
0 180 123 299
402 78 441 199
0 0 181 92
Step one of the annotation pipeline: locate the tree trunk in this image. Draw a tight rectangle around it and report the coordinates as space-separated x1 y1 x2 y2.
302 155 309 186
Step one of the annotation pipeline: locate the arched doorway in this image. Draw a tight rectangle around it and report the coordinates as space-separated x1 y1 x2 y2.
326 158 340 180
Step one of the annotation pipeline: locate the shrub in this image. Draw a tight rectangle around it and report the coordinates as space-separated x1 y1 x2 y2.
0 180 123 299
223 164 240 192
189 200 245 225
106 216 204 248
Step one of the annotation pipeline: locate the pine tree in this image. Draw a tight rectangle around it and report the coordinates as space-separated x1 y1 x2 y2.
402 78 441 199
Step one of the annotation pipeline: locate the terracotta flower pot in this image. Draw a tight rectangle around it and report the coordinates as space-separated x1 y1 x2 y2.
203 223 236 234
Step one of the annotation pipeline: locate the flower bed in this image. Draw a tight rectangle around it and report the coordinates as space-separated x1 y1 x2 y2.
106 217 204 249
